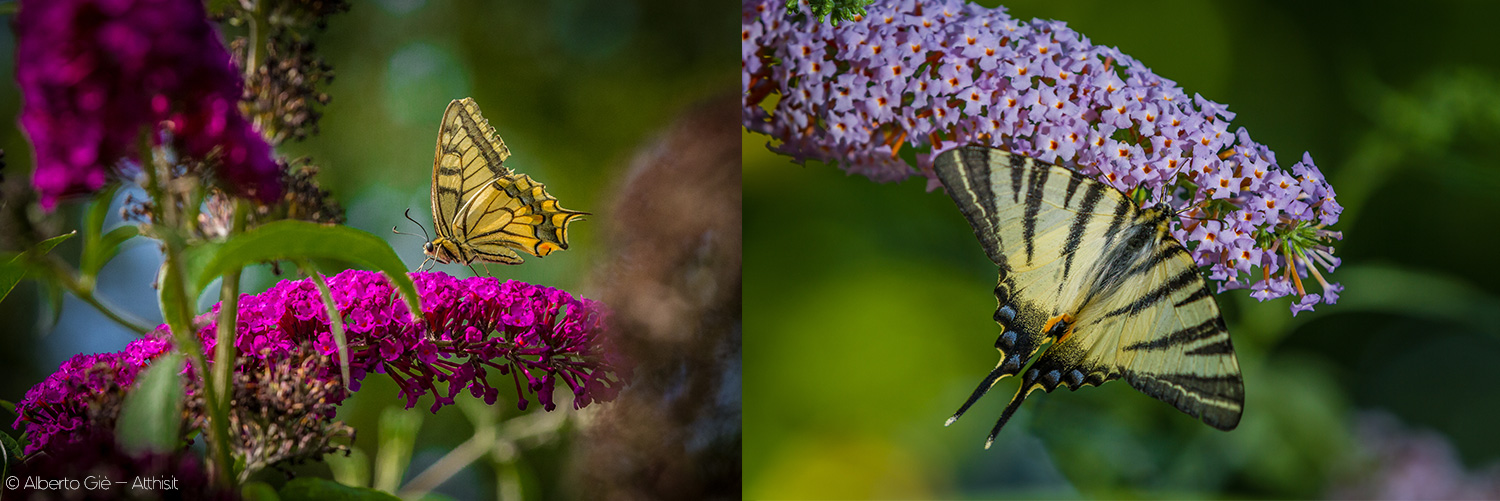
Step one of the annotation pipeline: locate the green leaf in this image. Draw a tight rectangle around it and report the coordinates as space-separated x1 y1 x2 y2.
241 481 282 501
0 252 25 305
327 446 372 488
157 258 191 339
0 231 78 304
116 352 185 454
300 261 352 393
38 278 64 334
80 184 137 279
279 477 401 501
0 399 14 415
1 431 16 486
84 184 119 243
1 430 22 464
183 221 421 321
32 230 78 256
372 408 423 493
0 232 79 306
82 225 139 278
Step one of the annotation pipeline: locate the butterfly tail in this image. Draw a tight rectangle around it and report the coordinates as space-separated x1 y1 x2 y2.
946 363 1009 427
984 384 1037 449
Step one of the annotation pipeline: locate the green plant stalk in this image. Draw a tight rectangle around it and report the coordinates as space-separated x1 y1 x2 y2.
142 136 234 486
161 235 233 485
210 198 247 477
40 256 152 334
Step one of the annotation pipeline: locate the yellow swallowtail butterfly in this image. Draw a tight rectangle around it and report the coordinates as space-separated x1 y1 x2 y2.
421 98 586 267
935 146 1244 448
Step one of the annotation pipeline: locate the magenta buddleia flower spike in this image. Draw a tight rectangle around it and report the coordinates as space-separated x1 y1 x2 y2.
743 0 1343 313
15 0 280 209
13 270 628 454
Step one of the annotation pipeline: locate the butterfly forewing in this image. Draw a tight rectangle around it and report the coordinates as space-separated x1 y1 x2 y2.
433 98 512 242
934 146 1243 445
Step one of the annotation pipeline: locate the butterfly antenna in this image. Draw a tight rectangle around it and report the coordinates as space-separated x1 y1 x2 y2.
393 208 432 241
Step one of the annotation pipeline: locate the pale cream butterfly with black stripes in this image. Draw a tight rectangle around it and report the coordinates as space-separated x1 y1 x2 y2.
935 146 1243 448
412 98 586 271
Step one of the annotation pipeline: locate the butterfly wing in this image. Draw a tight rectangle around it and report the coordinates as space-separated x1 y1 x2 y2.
934 146 1242 447
453 172 587 264
432 98 513 244
935 146 1131 416
1064 240 1244 429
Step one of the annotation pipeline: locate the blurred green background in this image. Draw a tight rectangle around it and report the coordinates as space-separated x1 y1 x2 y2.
745 0 1500 498
0 0 733 498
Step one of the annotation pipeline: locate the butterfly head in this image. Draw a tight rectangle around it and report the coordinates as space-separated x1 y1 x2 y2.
423 237 461 265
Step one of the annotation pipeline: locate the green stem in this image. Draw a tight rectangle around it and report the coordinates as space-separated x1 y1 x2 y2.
244 1 261 81
41 257 152 334
210 198 248 475
143 135 235 487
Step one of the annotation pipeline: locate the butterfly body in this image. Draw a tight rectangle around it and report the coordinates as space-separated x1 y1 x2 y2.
425 98 586 266
935 146 1243 448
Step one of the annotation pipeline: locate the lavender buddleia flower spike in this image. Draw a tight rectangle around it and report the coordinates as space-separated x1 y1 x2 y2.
744 0 1343 313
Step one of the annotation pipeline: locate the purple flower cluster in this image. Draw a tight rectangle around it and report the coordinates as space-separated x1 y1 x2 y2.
743 0 1343 313
10 337 172 455
218 270 628 413
16 0 280 209
13 270 627 455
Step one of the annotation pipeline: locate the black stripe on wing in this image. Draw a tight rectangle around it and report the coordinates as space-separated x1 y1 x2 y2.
1020 159 1050 265
934 147 1006 266
453 105 509 179
1124 371 1244 430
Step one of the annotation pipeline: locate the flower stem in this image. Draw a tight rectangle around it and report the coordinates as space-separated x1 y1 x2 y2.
142 133 234 486
210 198 247 476
39 256 152 334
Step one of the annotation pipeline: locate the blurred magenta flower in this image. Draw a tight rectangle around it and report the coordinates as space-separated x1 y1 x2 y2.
11 430 233 499
15 0 280 209
743 0 1343 313
13 270 628 455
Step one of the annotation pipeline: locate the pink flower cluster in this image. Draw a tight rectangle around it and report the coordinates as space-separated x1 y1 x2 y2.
13 270 629 455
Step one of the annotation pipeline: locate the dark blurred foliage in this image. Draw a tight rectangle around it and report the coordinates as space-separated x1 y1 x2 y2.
12 432 236 501
1 0 734 498
745 0 1500 498
570 94 741 500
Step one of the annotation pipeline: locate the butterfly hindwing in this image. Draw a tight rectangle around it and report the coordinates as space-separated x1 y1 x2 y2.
455 173 584 262
934 146 1243 446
